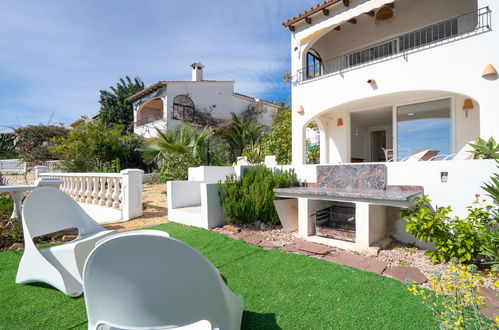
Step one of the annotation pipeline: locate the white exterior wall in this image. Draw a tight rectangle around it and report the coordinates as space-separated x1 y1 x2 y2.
290 0 499 165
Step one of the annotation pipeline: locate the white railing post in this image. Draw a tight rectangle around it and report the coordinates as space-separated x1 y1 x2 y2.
34 166 48 180
120 169 143 221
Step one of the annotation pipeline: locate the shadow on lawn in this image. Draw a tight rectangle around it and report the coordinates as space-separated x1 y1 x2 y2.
242 311 281 330
25 282 83 299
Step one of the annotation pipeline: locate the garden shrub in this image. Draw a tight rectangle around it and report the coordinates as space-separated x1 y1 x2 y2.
402 195 497 266
14 125 67 165
218 165 298 226
158 152 201 182
408 264 498 329
261 105 292 164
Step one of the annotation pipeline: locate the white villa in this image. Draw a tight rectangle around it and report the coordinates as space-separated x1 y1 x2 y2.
167 0 499 255
128 63 279 138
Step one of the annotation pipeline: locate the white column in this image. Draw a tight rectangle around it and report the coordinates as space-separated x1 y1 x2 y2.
120 169 144 221
355 202 370 250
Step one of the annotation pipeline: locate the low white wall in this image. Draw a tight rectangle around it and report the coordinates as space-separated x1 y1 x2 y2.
167 181 202 209
188 166 235 183
269 164 318 184
386 159 496 216
201 183 225 228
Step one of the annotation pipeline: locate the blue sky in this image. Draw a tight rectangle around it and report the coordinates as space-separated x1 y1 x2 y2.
0 0 319 132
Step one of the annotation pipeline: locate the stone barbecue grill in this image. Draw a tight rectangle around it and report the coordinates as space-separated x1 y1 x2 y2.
274 164 423 254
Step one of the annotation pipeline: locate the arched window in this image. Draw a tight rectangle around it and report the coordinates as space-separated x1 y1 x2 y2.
306 49 323 78
172 95 195 121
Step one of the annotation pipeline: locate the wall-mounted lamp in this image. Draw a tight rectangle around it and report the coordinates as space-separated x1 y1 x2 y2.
337 118 344 127
355 128 359 136
482 64 498 80
297 105 305 114
367 78 378 90
462 98 474 118
440 172 448 183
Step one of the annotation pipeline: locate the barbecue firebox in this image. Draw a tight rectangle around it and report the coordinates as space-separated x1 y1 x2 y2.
315 202 356 242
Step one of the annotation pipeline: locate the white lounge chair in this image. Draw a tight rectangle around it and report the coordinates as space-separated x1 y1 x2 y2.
83 230 244 330
16 187 115 297
400 148 430 162
429 141 475 161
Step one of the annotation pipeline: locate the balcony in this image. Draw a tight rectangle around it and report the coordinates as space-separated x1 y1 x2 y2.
298 7 491 83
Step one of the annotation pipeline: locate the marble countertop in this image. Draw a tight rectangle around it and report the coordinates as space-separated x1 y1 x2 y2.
273 185 423 201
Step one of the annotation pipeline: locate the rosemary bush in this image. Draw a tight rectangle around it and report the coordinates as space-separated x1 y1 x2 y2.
218 165 298 225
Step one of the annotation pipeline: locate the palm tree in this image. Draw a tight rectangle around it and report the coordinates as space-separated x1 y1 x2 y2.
221 113 265 162
141 124 213 164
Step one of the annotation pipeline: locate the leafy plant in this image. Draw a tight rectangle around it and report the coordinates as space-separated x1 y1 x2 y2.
242 141 264 164
141 124 213 165
98 76 145 133
481 161 499 267
51 121 126 172
469 137 499 159
221 112 265 162
402 195 497 265
158 152 201 182
14 125 67 165
408 264 498 329
306 139 320 164
218 165 299 226
0 134 16 159
261 105 292 164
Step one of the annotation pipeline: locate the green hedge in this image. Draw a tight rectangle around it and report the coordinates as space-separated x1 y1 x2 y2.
218 165 298 226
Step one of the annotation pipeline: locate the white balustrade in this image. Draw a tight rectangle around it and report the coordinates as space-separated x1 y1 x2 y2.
37 169 143 221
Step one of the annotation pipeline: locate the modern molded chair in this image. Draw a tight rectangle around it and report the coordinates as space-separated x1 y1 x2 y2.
16 187 115 297
83 230 244 330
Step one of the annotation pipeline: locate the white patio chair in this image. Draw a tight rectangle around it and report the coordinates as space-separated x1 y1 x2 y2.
83 230 244 330
16 187 115 297
382 148 393 162
428 141 475 161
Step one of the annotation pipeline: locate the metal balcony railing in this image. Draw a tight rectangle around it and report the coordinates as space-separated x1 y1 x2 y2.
298 7 492 82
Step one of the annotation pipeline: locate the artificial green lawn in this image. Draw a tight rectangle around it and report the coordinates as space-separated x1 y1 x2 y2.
0 223 437 329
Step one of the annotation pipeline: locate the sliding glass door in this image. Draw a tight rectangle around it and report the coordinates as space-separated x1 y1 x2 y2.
396 99 452 160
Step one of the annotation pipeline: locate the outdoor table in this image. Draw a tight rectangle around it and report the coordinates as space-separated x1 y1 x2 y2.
0 185 37 219
0 178 63 219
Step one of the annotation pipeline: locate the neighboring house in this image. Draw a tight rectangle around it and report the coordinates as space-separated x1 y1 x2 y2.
272 0 499 252
127 63 279 138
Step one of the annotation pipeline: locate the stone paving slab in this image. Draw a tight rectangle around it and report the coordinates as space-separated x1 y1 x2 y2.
293 241 332 255
258 240 284 250
279 245 315 256
242 234 263 245
323 253 388 274
479 287 499 320
223 225 241 233
385 266 427 284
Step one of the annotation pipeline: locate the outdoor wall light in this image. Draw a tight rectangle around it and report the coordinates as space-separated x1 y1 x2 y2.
441 172 448 183
462 98 474 118
337 118 344 127
367 78 376 85
482 64 498 80
297 105 305 114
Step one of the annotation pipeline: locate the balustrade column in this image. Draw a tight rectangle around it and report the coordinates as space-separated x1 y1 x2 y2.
85 177 92 203
112 178 121 208
105 177 113 207
92 177 99 205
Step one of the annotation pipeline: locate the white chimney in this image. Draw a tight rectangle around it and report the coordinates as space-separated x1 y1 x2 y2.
190 62 204 81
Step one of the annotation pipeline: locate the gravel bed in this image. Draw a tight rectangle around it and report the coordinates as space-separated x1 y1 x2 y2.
212 224 497 289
